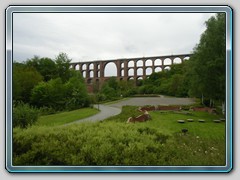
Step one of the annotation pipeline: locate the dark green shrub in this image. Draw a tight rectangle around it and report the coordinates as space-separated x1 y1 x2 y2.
13 102 39 128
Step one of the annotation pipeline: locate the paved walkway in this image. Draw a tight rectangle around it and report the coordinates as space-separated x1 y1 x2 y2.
67 104 121 124
109 96 195 108
67 96 195 124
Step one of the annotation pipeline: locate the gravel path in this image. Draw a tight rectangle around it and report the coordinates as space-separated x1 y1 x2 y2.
68 96 195 124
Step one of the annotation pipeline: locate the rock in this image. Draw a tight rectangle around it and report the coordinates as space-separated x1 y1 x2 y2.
198 119 205 123
187 119 194 122
213 120 221 123
177 120 185 123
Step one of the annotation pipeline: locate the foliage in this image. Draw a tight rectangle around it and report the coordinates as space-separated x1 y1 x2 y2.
138 62 189 97
188 13 226 102
26 56 57 81
13 106 225 166
13 63 43 102
55 52 72 83
31 71 90 111
30 78 66 110
13 102 39 128
64 71 91 110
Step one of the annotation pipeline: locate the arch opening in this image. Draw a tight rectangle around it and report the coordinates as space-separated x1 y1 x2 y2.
89 63 94 70
128 68 134 76
155 67 162 73
104 62 117 77
154 59 162 66
82 71 86 78
146 67 153 75
128 77 134 81
82 64 86 70
75 64 80 70
145 59 153 66
173 57 182 64
137 68 143 76
90 70 94 78
121 69 124 77
137 60 143 67
87 79 92 84
164 58 172 65
136 76 143 86
164 66 171 71
128 60 134 68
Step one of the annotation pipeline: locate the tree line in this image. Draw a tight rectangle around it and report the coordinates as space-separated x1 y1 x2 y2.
13 53 90 115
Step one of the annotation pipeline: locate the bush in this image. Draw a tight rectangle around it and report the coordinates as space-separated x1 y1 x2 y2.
13 102 39 128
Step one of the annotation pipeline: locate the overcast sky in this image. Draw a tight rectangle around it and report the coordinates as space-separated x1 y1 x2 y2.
13 13 215 63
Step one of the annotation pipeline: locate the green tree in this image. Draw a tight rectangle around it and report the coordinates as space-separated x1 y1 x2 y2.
65 71 90 110
31 78 66 110
55 52 71 83
26 57 57 81
188 13 226 107
13 63 43 103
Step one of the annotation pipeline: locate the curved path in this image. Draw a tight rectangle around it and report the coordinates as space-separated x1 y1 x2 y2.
68 96 195 124
67 104 121 124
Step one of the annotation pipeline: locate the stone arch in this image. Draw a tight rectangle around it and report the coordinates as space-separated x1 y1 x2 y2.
155 67 162 73
184 56 190 61
128 60 134 68
82 71 86 78
128 68 134 76
82 64 87 70
89 63 94 70
173 57 182 64
164 66 171 71
137 68 143 76
97 70 100 78
128 77 134 81
97 64 100 69
87 78 92 84
136 76 143 86
145 59 153 66
164 58 172 65
90 70 94 78
121 62 124 68
136 60 143 67
121 69 124 77
75 64 80 70
146 67 153 75
104 62 117 77
154 59 162 66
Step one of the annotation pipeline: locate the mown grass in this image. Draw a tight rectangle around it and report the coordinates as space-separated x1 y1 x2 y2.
36 108 99 126
13 106 226 166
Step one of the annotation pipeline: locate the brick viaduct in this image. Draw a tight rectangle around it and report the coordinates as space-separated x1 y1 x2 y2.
70 53 192 91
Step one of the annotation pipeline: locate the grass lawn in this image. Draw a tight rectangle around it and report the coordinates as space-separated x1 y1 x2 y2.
36 107 99 126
